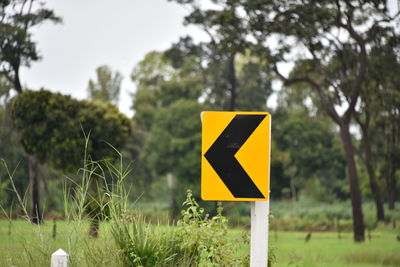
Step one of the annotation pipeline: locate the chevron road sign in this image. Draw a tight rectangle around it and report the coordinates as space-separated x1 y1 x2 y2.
201 111 271 266
201 111 271 201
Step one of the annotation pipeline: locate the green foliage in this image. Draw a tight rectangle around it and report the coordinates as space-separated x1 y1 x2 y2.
11 90 130 225
0 75 12 102
131 50 202 131
111 189 253 266
87 65 122 104
1 220 399 267
145 99 203 180
269 138 292 199
12 89 131 172
130 46 272 212
0 104 28 210
144 99 204 216
0 0 61 93
87 150 249 266
361 41 400 209
165 36 272 111
112 216 176 267
128 50 205 203
270 108 346 200
276 110 344 178
236 53 272 110
169 0 255 111
173 189 239 266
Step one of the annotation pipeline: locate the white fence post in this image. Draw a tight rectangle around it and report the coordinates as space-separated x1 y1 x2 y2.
51 248 68 267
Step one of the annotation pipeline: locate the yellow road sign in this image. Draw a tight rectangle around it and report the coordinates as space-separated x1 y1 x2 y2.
201 111 271 201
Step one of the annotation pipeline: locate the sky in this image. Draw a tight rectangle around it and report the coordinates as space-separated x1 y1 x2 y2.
20 0 209 117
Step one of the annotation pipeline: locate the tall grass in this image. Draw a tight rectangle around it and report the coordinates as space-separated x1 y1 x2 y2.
1 140 262 266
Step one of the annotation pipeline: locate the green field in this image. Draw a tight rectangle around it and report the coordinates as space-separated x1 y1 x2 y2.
270 231 400 267
0 220 399 267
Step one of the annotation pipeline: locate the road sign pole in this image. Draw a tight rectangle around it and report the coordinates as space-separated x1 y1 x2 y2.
250 200 269 267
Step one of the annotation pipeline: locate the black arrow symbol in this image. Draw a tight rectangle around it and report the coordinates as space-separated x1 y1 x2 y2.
204 114 266 198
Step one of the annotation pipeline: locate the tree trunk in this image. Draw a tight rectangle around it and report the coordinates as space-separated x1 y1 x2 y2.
227 53 237 111
89 218 99 238
13 67 23 94
363 132 385 220
339 123 365 242
170 188 180 219
387 166 397 210
387 123 398 210
290 174 297 202
29 155 42 224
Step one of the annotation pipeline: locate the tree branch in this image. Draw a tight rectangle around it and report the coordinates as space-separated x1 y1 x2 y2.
340 2 367 123
273 63 341 124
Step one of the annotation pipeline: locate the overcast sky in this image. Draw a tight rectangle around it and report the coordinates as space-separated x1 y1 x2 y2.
20 0 208 117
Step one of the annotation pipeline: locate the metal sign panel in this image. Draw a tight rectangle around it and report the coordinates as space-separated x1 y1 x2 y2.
201 111 271 201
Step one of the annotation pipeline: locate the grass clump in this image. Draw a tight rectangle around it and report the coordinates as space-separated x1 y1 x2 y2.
110 189 251 266
111 216 175 266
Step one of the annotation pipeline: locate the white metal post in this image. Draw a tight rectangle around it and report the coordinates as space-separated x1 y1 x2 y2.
51 248 68 267
250 200 269 267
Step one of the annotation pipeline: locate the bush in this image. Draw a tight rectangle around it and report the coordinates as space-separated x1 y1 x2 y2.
110 189 250 266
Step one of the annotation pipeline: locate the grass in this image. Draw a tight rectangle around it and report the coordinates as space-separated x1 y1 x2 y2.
0 220 122 267
2 151 399 266
0 220 399 266
270 231 400 267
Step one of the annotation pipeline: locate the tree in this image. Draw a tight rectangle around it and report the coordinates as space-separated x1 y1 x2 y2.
353 40 400 218
12 89 131 228
238 0 399 242
165 36 273 111
0 103 28 211
359 40 400 211
131 51 174 131
235 53 272 110
273 108 346 202
269 138 292 200
171 0 248 110
144 99 204 217
1 0 61 224
129 51 179 198
87 65 123 104
130 50 205 214
0 0 61 94
169 0 277 111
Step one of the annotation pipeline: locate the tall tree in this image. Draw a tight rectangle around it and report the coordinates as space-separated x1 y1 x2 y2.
0 0 61 224
239 0 399 242
361 39 400 210
130 50 204 209
354 40 400 218
131 51 174 131
170 0 257 111
165 36 272 111
87 65 122 104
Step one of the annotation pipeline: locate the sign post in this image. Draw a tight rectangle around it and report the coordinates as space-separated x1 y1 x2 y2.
251 201 269 267
201 111 271 266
